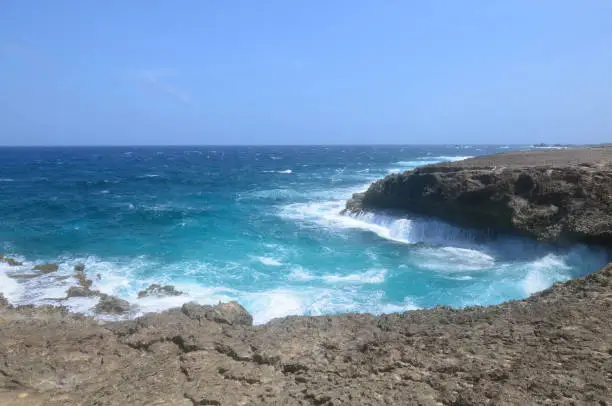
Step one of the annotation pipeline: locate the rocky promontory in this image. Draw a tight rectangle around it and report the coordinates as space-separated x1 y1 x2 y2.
346 146 612 245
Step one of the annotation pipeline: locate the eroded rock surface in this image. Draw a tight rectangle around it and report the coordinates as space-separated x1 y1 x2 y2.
0 264 610 405
347 147 612 245
138 284 183 298
93 294 131 314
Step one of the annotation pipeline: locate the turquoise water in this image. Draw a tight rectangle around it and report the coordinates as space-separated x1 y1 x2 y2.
0 146 608 323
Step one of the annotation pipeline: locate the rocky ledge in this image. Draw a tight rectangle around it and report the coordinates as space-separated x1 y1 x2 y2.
0 263 611 405
346 146 612 245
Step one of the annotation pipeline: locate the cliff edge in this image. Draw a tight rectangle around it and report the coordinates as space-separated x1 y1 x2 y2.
346 146 612 245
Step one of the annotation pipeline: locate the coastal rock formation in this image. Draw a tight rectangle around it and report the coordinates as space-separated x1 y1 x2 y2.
138 284 183 298
33 263 59 274
347 147 612 245
94 294 131 314
0 263 610 405
0 254 22 266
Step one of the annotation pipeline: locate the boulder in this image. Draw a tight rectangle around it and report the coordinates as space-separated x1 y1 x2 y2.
94 294 131 314
0 293 9 308
137 284 183 298
74 263 85 272
182 301 253 326
33 263 59 274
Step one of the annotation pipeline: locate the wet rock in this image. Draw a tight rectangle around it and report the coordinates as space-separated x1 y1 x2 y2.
74 270 93 289
182 301 253 326
94 294 131 314
66 286 96 298
137 284 183 298
0 293 9 308
33 263 59 274
0 254 23 266
74 263 85 272
7 273 43 279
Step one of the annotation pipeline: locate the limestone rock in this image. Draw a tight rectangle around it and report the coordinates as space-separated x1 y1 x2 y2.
33 263 59 274
347 146 612 245
94 294 131 314
0 254 23 266
182 301 253 326
137 284 183 298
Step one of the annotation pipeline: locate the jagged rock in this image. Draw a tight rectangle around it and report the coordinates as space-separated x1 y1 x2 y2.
94 294 131 314
74 263 85 272
0 293 9 308
0 254 23 266
182 301 253 326
137 284 183 298
66 286 96 298
347 147 612 245
74 270 93 289
33 263 59 273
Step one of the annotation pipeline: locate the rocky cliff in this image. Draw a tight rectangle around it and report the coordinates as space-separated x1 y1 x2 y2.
346 147 612 245
1 263 611 405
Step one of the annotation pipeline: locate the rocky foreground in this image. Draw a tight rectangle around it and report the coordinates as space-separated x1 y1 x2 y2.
0 263 610 405
347 146 612 245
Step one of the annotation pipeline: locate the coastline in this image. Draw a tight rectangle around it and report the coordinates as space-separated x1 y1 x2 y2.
1 263 610 404
1 145 611 404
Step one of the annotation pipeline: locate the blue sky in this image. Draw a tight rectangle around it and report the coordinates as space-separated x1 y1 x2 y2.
0 1 610 145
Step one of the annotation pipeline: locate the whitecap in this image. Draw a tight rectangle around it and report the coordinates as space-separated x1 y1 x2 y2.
415 246 495 271
278 169 292 174
255 256 282 266
0 178 14 182
521 254 571 295
288 267 387 284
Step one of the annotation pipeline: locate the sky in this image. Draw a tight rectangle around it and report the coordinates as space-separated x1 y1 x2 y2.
0 1 611 146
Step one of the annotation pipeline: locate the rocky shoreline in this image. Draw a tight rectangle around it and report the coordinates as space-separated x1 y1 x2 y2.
1 146 611 405
0 262 610 405
346 146 612 245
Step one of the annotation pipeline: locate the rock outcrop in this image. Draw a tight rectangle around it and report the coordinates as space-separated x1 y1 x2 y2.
138 284 183 298
0 264 610 405
347 146 612 245
0 254 22 266
33 263 59 274
94 294 131 314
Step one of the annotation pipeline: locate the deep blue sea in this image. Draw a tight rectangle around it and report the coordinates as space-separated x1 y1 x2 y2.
0 146 608 323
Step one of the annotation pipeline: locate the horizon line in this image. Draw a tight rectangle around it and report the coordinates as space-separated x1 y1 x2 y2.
0 143 587 148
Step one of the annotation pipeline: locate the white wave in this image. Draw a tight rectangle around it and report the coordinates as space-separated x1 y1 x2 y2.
521 254 571 295
140 174 160 178
419 155 473 162
243 288 418 324
255 256 282 266
278 169 292 174
288 267 387 284
323 268 387 284
282 204 477 246
0 263 24 302
415 246 495 271
0 178 14 182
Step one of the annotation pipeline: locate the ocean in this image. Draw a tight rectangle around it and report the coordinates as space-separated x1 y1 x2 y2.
0 145 608 324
